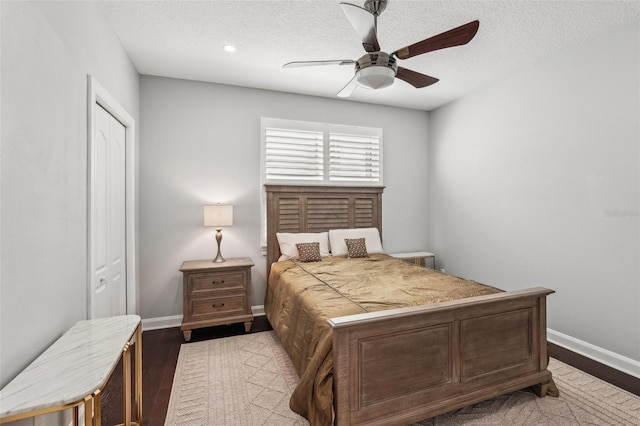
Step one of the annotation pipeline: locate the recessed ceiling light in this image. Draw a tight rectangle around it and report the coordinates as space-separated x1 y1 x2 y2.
223 45 236 53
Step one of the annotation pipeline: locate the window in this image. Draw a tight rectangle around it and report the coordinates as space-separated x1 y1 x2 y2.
261 118 383 186
260 118 383 252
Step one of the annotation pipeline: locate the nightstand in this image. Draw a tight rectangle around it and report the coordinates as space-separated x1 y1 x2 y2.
179 257 254 342
388 251 435 269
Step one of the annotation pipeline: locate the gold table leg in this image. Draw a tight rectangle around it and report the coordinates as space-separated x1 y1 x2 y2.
94 391 101 426
116 323 142 426
135 324 143 425
83 395 93 426
123 342 132 426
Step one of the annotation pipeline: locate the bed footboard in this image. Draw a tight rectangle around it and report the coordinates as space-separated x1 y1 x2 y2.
328 287 554 426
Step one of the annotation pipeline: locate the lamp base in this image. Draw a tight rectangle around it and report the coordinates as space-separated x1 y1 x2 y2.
212 228 226 262
212 252 226 263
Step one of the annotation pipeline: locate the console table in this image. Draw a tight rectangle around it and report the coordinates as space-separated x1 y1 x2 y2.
0 315 142 425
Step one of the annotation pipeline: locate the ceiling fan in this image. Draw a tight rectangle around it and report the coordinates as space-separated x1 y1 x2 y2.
283 0 479 97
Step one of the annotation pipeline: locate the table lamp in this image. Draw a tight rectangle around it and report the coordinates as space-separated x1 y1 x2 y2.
203 204 233 262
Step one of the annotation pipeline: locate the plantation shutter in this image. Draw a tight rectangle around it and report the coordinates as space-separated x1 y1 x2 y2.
264 127 324 181
329 132 380 182
261 118 383 185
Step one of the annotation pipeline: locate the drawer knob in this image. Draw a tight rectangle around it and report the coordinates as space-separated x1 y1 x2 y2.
212 303 225 308
211 280 225 285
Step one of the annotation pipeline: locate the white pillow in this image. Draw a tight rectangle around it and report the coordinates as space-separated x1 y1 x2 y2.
328 228 383 257
276 232 330 261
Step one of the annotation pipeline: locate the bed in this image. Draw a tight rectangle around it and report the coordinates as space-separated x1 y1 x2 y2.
264 184 555 426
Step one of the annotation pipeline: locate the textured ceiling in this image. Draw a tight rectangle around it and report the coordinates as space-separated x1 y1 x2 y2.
98 1 640 111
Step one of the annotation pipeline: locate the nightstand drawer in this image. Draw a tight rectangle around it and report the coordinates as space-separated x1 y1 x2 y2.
188 271 247 295
190 294 247 319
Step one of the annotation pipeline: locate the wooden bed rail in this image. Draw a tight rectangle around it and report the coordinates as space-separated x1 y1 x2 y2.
328 287 554 426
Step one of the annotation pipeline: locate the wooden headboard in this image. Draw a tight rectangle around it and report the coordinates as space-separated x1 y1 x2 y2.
265 185 384 274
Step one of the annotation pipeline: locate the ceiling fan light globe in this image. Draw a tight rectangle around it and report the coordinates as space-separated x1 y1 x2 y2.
357 66 395 89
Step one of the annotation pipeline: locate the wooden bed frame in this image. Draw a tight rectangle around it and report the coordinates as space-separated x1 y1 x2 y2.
265 184 554 426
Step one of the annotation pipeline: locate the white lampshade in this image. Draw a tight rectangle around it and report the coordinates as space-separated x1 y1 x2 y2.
203 205 233 227
357 66 395 89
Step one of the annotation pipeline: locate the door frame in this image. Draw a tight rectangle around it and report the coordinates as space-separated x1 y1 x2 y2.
87 75 137 318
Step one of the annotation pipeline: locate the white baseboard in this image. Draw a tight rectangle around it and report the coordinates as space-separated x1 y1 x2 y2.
252 305 265 316
141 315 182 331
142 306 266 332
548 328 640 378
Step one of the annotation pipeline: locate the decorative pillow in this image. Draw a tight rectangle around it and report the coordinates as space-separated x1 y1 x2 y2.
296 242 322 262
345 238 369 258
329 228 383 257
276 232 330 261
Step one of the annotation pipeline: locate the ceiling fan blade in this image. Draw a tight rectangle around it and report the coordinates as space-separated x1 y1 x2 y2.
337 75 359 98
283 59 356 68
340 2 380 52
396 67 439 88
393 20 480 60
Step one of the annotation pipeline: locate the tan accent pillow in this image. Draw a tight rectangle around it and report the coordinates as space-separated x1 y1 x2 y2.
345 238 368 258
296 242 322 262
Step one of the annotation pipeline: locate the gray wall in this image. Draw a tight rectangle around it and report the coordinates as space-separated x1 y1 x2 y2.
429 22 639 371
0 1 139 389
139 76 430 320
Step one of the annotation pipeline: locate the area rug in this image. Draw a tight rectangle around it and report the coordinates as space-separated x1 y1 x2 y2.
164 331 639 425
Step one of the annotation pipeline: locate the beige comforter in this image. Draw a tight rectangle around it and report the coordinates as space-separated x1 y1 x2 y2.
264 254 502 426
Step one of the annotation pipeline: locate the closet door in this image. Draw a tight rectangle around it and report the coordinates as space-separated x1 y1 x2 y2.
91 103 127 318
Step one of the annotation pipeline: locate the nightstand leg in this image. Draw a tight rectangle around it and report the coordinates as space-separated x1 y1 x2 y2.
244 321 252 333
182 330 192 342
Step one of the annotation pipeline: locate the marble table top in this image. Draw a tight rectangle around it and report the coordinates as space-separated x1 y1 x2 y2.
0 315 141 420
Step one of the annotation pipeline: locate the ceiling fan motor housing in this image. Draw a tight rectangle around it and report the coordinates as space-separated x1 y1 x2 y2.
355 52 398 89
364 0 387 15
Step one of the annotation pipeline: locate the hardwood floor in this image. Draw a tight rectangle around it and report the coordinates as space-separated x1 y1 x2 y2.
548 342 640 396
101 316 639 425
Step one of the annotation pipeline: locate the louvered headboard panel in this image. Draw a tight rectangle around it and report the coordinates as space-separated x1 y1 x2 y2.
265 185 384 274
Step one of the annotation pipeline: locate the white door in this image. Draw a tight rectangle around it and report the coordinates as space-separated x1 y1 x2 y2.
91 104 127 318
